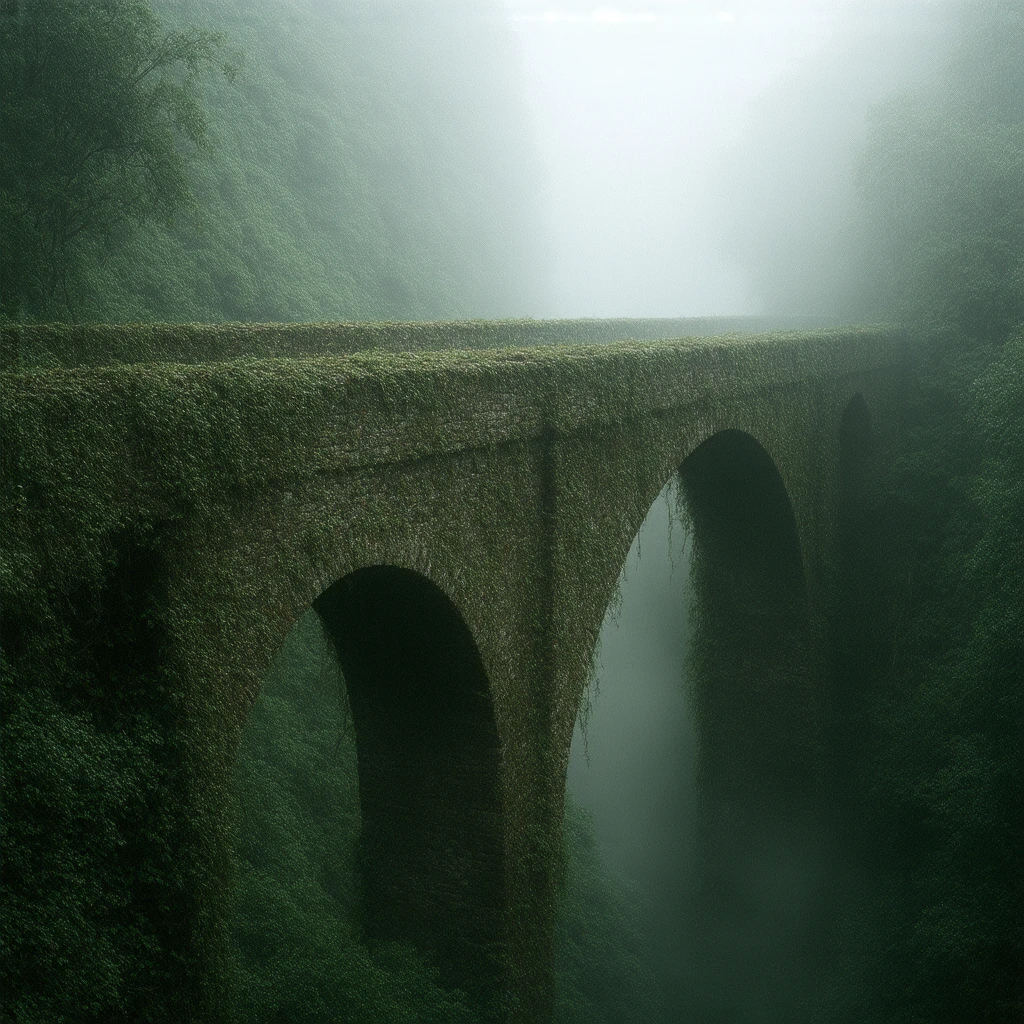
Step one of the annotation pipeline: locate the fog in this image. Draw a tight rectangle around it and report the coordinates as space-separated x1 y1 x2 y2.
501 0 953 317
569 484 694 884
567 482 700 1012
566 476 832 1021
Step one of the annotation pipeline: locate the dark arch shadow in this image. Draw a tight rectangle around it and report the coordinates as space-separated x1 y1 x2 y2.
680 428 816 807
678 429 825 1023
313 566 505 1001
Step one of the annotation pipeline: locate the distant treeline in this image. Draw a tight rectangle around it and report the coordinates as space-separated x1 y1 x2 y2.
0 0 547 324
723 0 1023 345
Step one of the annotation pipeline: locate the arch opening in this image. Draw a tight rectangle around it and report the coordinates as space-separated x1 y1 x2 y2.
314 566 505 997
563 428 825 1023
679 429 824 1024
229 566 504 1022
680 428 816 808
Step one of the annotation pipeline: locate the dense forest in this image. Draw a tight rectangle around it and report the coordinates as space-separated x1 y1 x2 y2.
1 0 1021 1022
0 0 547 323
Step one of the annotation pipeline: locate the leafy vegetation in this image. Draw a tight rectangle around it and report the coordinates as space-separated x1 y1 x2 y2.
825 333 1024 1024
0 0 236 320
1 0 546 325
884 335 1023 1021
554 800 668 1024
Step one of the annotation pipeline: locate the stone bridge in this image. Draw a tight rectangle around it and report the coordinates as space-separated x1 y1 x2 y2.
1 319 906 1023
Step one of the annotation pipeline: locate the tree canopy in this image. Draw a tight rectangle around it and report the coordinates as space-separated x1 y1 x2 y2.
854 0 1024 340
1 0 548 325
0 0 236 320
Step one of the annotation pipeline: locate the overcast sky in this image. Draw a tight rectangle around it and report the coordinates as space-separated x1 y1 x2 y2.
498 0 947 316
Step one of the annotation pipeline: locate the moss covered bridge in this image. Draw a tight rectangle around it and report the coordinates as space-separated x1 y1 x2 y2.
1 319 905 1023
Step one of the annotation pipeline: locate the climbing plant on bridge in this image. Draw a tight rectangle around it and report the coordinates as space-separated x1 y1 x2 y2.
2 325 883 1022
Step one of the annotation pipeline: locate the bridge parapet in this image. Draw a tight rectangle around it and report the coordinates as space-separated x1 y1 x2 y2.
1 314 848 370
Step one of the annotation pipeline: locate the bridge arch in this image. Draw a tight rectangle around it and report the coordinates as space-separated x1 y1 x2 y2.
573 425 819 803
679 427 817 807
679 428 825 1021
565 426 823 1019
313 565 506 996
235 564 506 1005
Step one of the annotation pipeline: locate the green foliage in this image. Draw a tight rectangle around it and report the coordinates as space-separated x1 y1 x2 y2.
2 0 547 327
875 333 1023 1021
0 0 236 320
823 332 1024 1023
853 1 1024 340
0 529 222 1024
0 316 810 371
1 682 172 1022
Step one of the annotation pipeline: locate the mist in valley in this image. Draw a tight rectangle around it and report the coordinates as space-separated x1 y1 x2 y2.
502 0 955 319
563 484 698 1020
